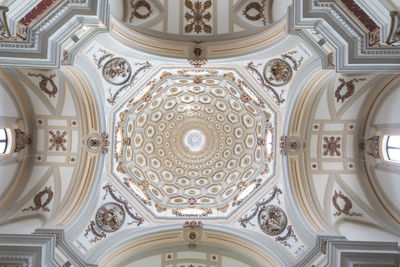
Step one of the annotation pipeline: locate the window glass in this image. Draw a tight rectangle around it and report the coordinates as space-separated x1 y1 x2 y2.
386 135 400 162
388 148 400 161
0 128 11 154
388 135 400 148
0 142 5 154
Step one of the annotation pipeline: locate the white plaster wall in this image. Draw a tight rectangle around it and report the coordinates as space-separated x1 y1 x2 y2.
272 0 291 22
375 87 400 124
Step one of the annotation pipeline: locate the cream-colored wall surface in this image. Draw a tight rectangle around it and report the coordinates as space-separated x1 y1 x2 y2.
375 87 400 124
272 0 292 21
124 255 161 267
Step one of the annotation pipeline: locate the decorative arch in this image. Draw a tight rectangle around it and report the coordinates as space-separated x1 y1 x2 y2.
93 227 288 267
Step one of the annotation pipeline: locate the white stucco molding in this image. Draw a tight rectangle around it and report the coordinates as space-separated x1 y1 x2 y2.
288 0 400 73
0 0 109 68
0 233 59 267
34 228 97 267
327 240 400 267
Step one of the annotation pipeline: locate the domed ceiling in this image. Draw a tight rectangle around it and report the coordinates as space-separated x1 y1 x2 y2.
0 0 400 266
111 67 276 218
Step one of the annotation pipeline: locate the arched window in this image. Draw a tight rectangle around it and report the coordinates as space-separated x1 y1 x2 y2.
0 128 12 155
385 135 400 162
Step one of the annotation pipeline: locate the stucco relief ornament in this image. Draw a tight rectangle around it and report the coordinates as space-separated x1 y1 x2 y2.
332 191 362 217
263 58 292 87
129 0 153 22
245 62 285 104
28 73 58 97
323 136 341 156
184 0 212 34
242 0 269 25
14 129 31 152
48 130 67 151
258 205 287 236
335 78 366 103
102 57 132 85
95 202 126 232
22 186 53 212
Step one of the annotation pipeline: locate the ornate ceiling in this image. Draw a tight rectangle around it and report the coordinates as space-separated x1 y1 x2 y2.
0 0 399 267
111 67 275 218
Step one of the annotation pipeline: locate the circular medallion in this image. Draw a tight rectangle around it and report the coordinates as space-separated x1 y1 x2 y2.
102 57 132 85
263 58 292 87
95 202 126 233
258 205 287 236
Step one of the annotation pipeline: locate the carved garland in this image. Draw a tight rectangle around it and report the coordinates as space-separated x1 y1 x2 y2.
335 78 366 103
84 184 144 244
107 61 152 105
28 73 58 98
238 186 282 228
93 49 114 69
281 51 303 71
275 225 298 248
242 0 269 26
246 62 285 104
332 190 362 217
103 184 144 225
84 220 107 244
22 186 53 212
129 0 153 22
14 129 31 152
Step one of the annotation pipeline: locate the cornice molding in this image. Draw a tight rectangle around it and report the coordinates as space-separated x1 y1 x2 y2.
0 233 59 267
327 240 400 266
110 16 287 59
288 0 400 73
0 0 109 68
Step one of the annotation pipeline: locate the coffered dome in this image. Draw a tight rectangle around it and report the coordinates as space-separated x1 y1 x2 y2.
111 67 276 218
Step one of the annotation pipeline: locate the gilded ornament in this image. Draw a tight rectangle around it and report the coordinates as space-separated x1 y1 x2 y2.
242 0 269 25
263 58 292 87
107 61 152 105
258 205 287 236
95 202 126 233
275 225 298 248
14 129 31 152
28 73 58 97
129 0 153 22
22 186 53 212
48 130 67 151
246 62 285 104
184 0 212 34
102 57 132 85
332 191 362 217
335 78 366 103
323 136 341 157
